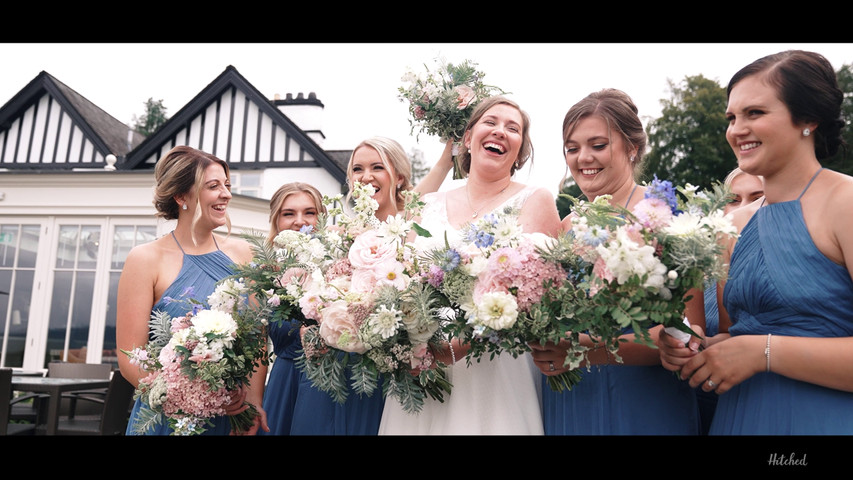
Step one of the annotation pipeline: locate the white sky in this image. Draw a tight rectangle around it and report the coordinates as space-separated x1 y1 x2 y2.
2 42 852 192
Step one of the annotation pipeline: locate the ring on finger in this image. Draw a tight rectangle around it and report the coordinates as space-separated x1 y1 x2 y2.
706 379 717 389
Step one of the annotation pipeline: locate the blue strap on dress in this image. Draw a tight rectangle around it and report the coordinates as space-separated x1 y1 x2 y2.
125 232 238 435
714 168 853 434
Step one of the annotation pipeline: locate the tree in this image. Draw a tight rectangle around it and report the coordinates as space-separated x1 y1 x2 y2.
408 147 431 186
643 75 732 190
822 63 853 176
131 98 169 136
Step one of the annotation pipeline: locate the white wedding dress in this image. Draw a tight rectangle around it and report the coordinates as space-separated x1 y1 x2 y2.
378 185 544 435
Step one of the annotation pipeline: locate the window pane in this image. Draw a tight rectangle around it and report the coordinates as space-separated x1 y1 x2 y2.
78 226 100 269
48 271 72 362
55 226 79 269
18 225 40 268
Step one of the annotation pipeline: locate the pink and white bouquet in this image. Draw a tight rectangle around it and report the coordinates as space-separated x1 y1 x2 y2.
420 207 584 390
280 182 453 413
558 177 737 363
122 279 269 435
399 57 505 179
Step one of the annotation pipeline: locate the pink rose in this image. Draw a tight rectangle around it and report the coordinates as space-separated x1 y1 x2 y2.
350 267 379 293
348 230 397 269
276 267 308 289
319 300 367 353
454 85 476 110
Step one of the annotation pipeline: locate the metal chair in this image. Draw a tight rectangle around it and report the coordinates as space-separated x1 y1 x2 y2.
36 370 135 435
0 368 37 435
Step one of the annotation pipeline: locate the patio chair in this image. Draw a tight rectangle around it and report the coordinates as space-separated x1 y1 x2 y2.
36 370 135 435
0 368 37 435
11 362 112 422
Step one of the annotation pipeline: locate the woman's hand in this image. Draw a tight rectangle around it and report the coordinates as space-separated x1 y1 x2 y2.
677 334 765 395
529 339 572 375
223 384 250 416
656 323 705 372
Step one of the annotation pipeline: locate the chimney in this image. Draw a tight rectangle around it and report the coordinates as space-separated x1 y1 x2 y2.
273 92 325 147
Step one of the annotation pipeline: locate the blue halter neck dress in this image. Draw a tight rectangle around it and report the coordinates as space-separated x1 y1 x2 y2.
712 169 853 434
125 232 238 435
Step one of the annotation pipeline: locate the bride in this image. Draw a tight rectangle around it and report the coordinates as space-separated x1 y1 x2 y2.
378 96 562 435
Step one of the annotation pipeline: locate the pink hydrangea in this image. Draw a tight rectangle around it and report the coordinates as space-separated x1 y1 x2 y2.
474 241 565 312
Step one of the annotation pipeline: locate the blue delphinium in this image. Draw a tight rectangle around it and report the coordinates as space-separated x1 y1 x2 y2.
645 175 680 214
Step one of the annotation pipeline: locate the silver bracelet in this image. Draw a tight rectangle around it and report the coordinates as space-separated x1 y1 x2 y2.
764 333 772 373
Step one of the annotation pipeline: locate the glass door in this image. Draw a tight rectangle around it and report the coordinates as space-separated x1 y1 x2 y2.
0 222 43 368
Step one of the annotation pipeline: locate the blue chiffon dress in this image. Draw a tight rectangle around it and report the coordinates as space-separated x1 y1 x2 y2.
289 352 385 435
541 325 700 435
712 169 853 435
125 233 236 435
542 185 700 435
257 318 302 435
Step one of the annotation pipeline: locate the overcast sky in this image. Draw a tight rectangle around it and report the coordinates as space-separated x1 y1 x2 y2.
3 43 852 192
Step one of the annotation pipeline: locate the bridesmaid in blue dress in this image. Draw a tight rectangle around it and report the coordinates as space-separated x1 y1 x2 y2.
530 89 703 435
660 50 853 434
257 182 325 435
117 146 263 435
288 137 451 435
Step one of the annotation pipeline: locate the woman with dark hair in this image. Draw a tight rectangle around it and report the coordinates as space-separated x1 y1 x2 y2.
530 88 703 435
660 50 853 434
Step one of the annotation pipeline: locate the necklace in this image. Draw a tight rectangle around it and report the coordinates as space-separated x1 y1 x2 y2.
466 181 511 219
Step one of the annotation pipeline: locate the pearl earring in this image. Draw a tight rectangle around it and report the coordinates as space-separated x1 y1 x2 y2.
803 128 811 137
182 203 187 210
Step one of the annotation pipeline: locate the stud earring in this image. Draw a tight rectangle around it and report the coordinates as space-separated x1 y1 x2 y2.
182 203 187 210
803 128 811 137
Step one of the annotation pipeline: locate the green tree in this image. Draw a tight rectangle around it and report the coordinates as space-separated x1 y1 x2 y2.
643 75 733 190
131 98 169 136
823 63 853 176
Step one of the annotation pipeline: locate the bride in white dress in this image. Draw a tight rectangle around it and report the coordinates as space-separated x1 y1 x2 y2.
378 96 562 435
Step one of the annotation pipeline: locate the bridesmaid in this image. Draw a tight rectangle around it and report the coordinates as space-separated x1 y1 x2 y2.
288 137 452 435
117 146 265 435
529 89 703 435
258 182 325 435
659 50 853 434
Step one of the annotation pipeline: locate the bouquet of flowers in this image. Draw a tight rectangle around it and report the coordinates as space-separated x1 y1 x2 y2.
121 279 270 435
399 57 505 179
281 182 454 414
419 206 585 391
557 177 738 366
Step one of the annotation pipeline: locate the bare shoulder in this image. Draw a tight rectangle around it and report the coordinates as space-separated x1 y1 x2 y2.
822 170 853 205
217 233 254 264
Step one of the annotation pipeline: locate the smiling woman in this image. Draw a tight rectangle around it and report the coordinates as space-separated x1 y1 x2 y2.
116 145 263 436
378 95 562 435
